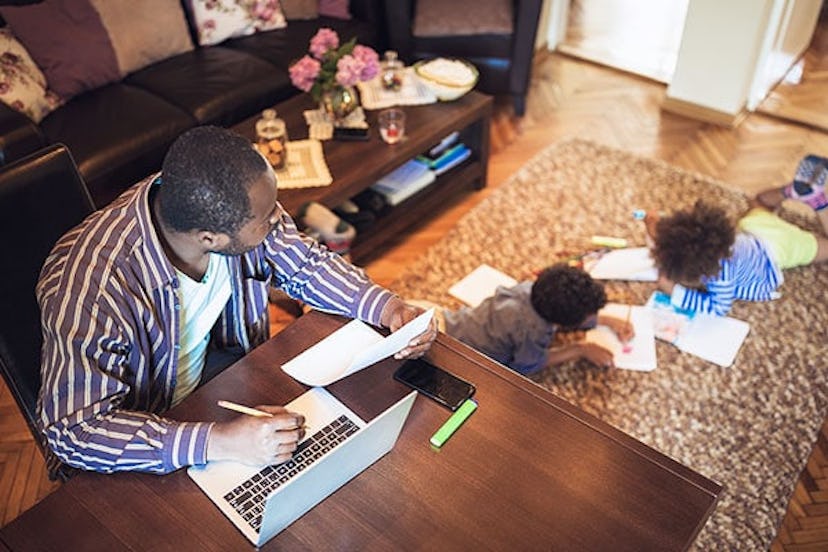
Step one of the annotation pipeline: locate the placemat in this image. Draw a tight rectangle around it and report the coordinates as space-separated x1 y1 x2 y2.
275 139 332 189
356 68 437 110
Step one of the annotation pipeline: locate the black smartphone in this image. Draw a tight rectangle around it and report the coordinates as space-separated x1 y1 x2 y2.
394 359 475 411
333 127 370 141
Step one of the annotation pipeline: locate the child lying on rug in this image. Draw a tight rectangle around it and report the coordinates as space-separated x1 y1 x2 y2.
428 264 634 375
645 199 828 316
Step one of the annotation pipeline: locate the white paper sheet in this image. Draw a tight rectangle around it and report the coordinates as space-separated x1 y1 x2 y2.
585 247 658 281
281 309 434 386
645 291 750 368
584 303 657 371
448 264 518 307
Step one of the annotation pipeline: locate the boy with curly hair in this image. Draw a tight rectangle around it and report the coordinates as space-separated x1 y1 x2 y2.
441 263 633 375
646 200 828 316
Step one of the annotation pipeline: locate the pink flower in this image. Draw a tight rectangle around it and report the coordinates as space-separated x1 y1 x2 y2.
352 45 379 81
335 55 363 87
289 55 321 92
309 28 339 59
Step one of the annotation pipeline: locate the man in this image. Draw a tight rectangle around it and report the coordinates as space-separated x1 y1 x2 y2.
37 126 436 477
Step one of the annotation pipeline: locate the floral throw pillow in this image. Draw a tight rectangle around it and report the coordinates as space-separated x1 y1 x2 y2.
189 0 288 46
0 27 62 123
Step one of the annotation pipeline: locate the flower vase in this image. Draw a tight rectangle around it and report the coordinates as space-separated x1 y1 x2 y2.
318 85 359 122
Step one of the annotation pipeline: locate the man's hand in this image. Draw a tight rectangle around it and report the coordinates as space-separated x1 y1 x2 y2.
575 342 615 369
380 297 438 359
207 406 306 466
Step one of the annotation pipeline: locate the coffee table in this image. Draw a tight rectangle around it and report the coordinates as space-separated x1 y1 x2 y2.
233 91 492 263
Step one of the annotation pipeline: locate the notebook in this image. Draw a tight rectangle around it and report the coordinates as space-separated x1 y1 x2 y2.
645 291 750 367
448 264 518 307
584 303 657 371
584 247 658 281
188 387 417 547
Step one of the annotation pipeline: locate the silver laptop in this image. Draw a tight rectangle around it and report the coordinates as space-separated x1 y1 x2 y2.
188 387 417 547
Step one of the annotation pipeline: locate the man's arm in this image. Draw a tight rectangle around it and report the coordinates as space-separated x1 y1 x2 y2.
263 210 436 356
263 210 395 325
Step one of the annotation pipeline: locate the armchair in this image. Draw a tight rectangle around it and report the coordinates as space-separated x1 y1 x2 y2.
383 0 542 116
0 144 94 460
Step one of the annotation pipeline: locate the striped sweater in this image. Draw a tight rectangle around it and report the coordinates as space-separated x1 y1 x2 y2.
36 174 393 475
670 233 783 316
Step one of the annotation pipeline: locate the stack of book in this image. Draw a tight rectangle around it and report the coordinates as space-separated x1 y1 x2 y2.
370 159 435 206
370 131 471 206
415 131 471 175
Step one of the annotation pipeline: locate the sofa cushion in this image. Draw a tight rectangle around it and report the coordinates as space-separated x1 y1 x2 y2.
187 0 287 46
413 0 513 37
225 16 379 73
0 27 62 123
125 47 291 126
281 0 318 20
40 84 194 207
318 0 351 20
412 32 513 60
0 0 193 101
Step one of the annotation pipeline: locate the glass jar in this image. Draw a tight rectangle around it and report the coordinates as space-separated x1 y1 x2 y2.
380 50 404 91
255 109 287 170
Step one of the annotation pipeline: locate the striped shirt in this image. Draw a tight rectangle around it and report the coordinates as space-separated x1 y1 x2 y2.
670 233 783 316
36 174 394 475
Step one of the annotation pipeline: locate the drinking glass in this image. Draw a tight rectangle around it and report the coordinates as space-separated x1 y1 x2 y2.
378 108 406 144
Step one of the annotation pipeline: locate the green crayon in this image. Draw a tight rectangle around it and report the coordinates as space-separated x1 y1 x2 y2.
430 398 478 448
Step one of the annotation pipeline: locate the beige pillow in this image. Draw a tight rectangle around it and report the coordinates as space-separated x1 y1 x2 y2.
93 0 193 75
0 27 62 123
281 0 318 20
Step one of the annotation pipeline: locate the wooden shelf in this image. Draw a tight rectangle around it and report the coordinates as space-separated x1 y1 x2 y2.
234 91 493 263
350 159 482 263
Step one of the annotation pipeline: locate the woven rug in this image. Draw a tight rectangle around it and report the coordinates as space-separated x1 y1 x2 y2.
390 139 828 551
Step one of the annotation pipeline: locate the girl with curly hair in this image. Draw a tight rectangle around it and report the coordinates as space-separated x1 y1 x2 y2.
647 199 828 316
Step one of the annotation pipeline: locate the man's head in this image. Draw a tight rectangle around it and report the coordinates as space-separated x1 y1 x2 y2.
650 201 735 286
530 263 607 327
157 126 280 255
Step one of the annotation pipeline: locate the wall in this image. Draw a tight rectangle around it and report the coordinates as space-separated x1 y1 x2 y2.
665 0 775 120
665 0 822 123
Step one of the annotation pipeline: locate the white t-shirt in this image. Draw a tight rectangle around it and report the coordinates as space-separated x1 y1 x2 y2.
172 253 232 406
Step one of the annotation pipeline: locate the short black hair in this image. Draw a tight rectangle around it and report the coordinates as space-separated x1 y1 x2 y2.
157 125 268 235
530 263 607 326
651 200 735 284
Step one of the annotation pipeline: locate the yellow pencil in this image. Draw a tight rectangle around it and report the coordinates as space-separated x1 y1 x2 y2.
622 305 633 353
217 400 308 430
217 400 272 417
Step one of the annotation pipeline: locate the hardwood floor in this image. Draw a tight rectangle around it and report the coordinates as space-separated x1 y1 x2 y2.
3 40 828 552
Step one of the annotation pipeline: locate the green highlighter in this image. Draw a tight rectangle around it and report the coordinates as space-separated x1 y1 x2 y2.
430 398 478 448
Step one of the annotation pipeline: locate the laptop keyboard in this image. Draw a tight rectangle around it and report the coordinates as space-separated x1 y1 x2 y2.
223 414 360 532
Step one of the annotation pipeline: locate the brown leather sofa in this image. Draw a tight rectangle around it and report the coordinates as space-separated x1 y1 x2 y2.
0 0 386 208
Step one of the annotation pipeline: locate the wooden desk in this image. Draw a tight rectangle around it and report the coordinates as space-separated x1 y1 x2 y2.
0 312 721 551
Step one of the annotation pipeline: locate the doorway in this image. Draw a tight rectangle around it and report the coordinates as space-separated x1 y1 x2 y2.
555 0 689 84
756 3 828 131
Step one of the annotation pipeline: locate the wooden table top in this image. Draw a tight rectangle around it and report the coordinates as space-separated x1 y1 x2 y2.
233 91 493 214
0 312 721 551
